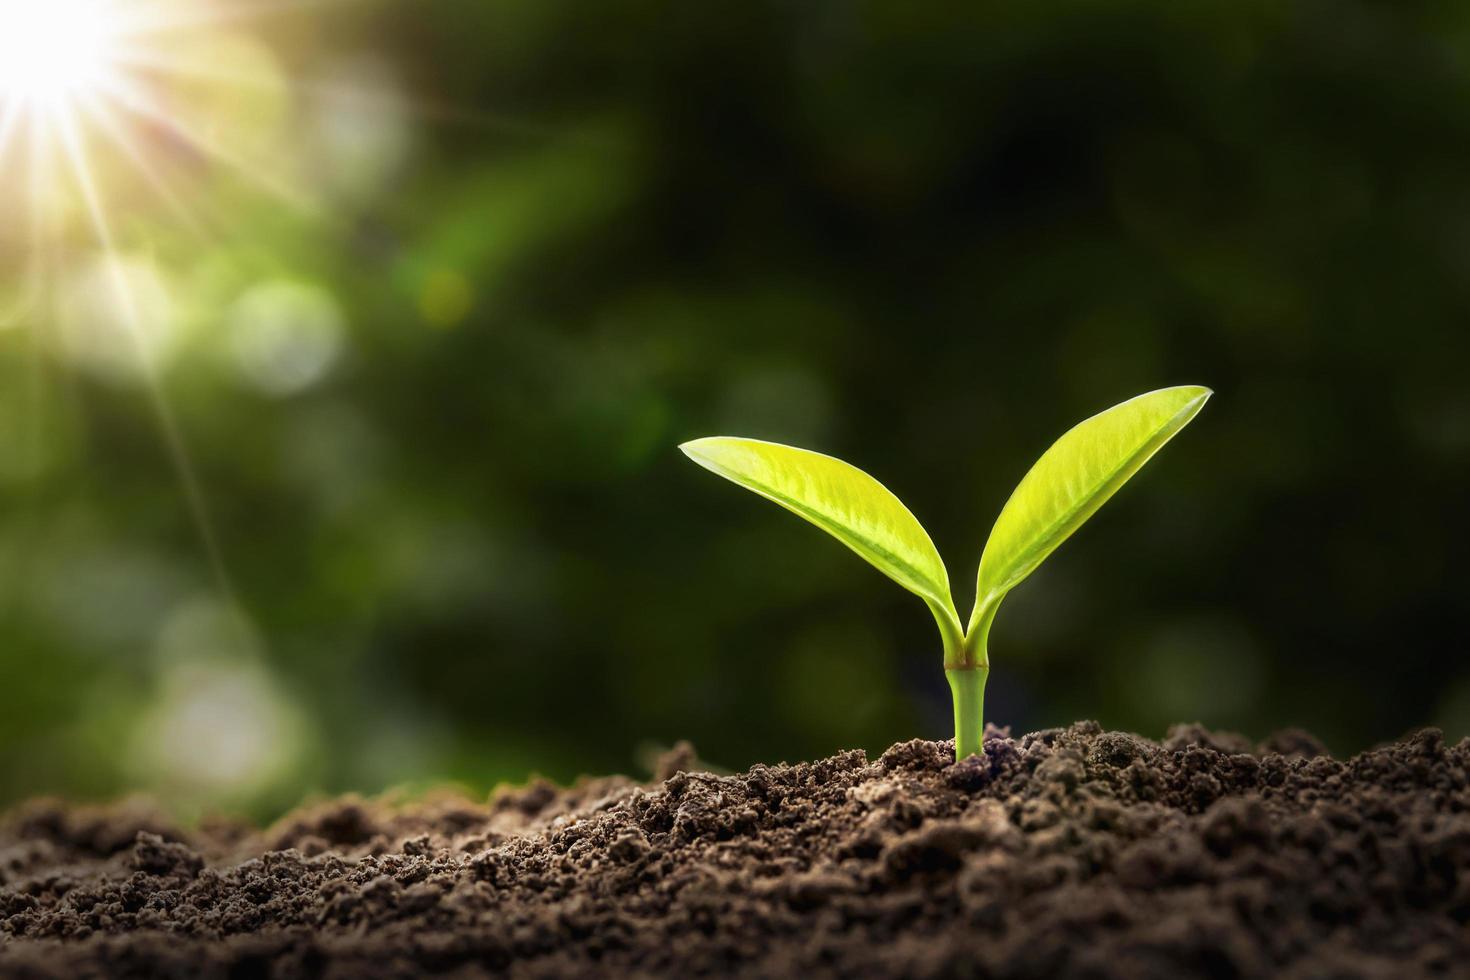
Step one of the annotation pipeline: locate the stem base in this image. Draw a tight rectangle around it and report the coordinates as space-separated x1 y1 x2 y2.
946 666 988 761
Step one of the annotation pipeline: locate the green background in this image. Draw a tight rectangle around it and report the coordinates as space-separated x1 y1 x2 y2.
1 0 1467 817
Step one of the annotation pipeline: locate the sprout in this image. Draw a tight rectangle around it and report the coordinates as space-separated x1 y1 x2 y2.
681 385 1212 761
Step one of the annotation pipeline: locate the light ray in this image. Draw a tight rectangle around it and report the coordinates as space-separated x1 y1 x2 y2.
52 100 241 612
73 91 212 240
98 75 319 214
111 45 564 136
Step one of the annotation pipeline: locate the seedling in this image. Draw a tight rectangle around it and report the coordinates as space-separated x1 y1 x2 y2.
681 385 1211 761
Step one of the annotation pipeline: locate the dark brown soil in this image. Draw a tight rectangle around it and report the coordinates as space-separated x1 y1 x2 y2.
2 723 1469 979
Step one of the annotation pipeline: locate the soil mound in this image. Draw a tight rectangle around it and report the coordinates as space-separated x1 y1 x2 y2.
2 723 1468 979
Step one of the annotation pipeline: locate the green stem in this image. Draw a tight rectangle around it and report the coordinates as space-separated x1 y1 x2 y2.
946 666 988 760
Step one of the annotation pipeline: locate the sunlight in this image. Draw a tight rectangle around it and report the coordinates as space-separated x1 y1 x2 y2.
0 0 315 629
0 0 121 107
0 0 430 645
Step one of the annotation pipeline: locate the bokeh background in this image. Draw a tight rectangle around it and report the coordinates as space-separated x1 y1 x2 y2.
1 0 1467 818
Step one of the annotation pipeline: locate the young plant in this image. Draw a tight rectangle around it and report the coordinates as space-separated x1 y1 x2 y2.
681 385 1211 761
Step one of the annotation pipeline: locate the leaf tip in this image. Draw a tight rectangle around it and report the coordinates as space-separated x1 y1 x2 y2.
678 436 717 460
1157 384 1213 419
1165 383 1212 400
1180 384 1213 415
680 436 745 472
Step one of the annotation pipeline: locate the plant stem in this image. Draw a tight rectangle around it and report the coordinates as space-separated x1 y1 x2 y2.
946 666 988 761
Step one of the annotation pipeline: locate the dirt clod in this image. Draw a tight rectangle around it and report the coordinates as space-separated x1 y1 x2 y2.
2 723 1468 978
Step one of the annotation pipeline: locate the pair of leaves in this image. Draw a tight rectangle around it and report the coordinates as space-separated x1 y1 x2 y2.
681 386 1211 665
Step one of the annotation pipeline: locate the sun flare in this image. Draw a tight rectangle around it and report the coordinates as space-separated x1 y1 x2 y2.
0 0 346 623
0 0 335 248
0 0 122 107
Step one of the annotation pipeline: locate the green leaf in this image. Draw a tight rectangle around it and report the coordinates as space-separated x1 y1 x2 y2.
681 437 961 645
969 385 1212 634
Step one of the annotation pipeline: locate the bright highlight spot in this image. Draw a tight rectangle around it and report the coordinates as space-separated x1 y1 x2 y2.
312 55 412 198
129 599 314 802
229 279 346 395
131 657 311 798
0 0 120 106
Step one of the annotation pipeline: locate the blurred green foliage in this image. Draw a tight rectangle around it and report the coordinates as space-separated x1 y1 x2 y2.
1 0 1469 816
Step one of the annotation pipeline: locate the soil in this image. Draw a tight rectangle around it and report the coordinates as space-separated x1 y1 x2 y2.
2 723 1468 979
